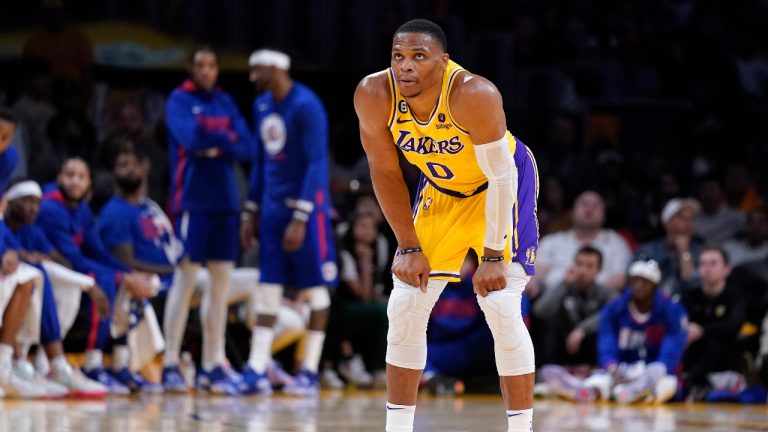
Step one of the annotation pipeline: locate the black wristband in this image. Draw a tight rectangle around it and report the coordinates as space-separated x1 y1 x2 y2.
397 247 422 256
480 255 505 262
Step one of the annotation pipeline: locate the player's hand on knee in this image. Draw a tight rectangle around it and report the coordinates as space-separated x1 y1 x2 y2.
282 219 307 252
472 261 507 297
88 284 111 317
123 272 157 299
1 250 19 276
392 251 430 293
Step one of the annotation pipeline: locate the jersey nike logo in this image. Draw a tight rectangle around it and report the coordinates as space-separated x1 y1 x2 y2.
396 117 412 124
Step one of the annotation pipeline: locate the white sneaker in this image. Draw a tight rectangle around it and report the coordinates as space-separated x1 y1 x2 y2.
338 355 373 388
50 362 108 398
320 368 344 389
0 362 47 399
14 359 68 399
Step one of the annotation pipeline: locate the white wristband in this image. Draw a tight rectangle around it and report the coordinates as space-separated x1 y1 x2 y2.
292 210 310 222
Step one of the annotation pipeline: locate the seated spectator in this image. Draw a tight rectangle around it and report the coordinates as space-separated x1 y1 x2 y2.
635 198 703 297
531 191 631 295
694 177 745 244
538 176 571 236
541 260 687 404
680 246 746 399
723 207 768 267
332 212 388 387
533 246 613 366
724 164 764 214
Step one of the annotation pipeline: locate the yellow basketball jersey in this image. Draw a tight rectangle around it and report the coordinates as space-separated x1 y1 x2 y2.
387 60 517 196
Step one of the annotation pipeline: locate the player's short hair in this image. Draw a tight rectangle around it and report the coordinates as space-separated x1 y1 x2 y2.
700 245 730 266
60 156 92 178
0 107 17 125
575 245 603 269
394 19 448 52
189 45 219 64
110 141 148 171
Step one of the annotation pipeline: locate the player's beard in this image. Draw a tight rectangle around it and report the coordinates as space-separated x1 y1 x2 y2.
115 176 142 195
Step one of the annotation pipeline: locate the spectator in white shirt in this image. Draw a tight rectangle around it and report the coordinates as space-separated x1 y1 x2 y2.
529 191 631 297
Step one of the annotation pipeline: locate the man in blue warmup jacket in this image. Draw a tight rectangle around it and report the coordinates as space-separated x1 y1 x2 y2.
164 46 254 395
240 49 337 395
36 157 158 394
4 180 108 398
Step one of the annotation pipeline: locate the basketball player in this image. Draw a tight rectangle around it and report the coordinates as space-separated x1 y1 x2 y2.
101 146 302 393
4 180 108 398
354 19 539 432
165 46 254 394
241 48 337 396
36 157 157 393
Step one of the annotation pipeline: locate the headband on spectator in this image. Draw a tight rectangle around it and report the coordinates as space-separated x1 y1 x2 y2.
6 181 42 201
248 49 290 70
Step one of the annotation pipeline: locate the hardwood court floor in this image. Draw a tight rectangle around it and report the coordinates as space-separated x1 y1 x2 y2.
0 390 767 431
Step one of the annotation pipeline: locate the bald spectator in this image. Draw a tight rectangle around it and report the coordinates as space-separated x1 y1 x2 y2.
635 198 703 296
530 191 631 296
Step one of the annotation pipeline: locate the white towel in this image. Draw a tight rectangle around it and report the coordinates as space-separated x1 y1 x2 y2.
110 285 165 371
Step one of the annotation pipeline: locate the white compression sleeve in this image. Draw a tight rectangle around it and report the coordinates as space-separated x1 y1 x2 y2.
474 136 518 250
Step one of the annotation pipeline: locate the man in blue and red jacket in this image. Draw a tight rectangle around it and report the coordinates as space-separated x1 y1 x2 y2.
36 157 158 394
164 46 253 395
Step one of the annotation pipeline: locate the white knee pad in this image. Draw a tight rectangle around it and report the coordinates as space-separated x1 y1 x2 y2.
385 277 447 370
477 274 535 376
255 283 283 316
304 286 331 311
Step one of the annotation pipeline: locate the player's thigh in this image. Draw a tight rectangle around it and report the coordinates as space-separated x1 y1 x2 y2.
414 185 486 278
259 217 291 285
205 212 239 262
176 211 212 264
288 212 337 288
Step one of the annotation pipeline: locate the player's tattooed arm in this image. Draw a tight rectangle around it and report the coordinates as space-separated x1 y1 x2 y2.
354 72 430 291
